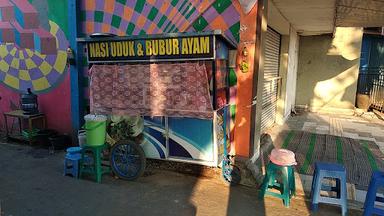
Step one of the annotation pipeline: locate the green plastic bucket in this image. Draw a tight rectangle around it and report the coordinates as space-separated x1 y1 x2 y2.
83 114 107 146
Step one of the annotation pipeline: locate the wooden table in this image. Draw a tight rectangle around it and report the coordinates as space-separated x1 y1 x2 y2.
3 110 46 144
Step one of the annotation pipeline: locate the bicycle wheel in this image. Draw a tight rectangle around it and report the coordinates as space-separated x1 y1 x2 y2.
110 140 146 181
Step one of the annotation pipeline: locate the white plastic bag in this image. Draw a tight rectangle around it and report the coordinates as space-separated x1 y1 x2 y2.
78 130 86 147
84 114 107 121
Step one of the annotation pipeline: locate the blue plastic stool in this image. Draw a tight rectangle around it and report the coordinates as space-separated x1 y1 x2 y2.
310 162 347 216
64 153 81 178
363 171 384 216
66 147 82 155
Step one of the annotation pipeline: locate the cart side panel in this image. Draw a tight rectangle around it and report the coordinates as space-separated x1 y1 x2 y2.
168 117 214 162
215 39 229 60
215 59 229 109
142 116 167 159
215 107 231 166
214 37 234 161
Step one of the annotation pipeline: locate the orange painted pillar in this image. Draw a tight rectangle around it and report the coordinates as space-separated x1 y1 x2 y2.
232 3 259 158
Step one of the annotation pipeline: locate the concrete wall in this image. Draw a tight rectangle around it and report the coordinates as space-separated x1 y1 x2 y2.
267 0 289 35
0 76 71 134
276 26 299 124
268 0 299 125
285 27 299 116
296 27 363 112
0 0 71 134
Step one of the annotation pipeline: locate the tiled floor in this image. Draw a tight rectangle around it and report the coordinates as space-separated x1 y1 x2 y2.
275 111 384 153
265 111 384 203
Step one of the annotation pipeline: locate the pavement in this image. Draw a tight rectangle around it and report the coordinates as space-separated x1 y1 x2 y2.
273 110 384 153
0 142 362 216
263 110 384 204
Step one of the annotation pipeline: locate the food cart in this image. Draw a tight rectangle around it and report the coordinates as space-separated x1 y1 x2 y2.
78 31 240 184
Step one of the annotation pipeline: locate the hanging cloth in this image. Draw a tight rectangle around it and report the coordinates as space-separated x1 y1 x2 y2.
89 62 213 119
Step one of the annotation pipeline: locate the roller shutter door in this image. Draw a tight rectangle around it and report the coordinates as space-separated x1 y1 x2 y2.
261 27 281 132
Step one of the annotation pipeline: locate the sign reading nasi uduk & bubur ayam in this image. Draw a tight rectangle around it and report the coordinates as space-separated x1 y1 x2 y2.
86 34 214 63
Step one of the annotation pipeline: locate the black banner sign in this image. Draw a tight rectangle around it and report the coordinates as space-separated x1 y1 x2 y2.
86 35 214 63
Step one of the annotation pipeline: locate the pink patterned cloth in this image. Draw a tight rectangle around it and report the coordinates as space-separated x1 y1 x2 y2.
89 63 213 119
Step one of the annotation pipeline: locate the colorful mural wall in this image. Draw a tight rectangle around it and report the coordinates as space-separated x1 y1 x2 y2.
80 0 258 157
0 0 71 134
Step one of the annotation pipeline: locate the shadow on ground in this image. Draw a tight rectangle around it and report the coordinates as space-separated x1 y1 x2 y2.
0 138 363 216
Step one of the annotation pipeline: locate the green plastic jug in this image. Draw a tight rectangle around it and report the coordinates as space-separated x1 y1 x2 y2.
83 114 107 146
